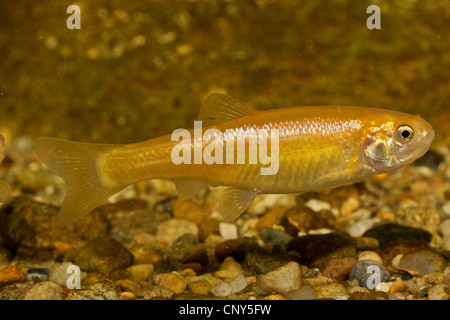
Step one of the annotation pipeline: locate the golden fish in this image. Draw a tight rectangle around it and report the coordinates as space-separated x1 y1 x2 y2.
34 93 435 225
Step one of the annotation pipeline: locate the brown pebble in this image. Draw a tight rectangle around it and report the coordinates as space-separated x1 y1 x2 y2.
115 279 140 293
119 291 137 300
0 266 26 284
389 278 403 294
256 205 287 230
172 198 204 224
157 272 188 294
322 258 357 280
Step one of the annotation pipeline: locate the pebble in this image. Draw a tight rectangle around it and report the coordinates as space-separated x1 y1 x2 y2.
157 272 188 294
281 205 331 234
0 266 26 285
156 218 199 245
286 233 356 270
23 281 64 300
358 251 383 265
49 262 87 287
428 283 449 300
141 285 175 300
442 202 450 218
219 222 238 240
127 233 162 265
66 281 119 300
314 282 348 299
389 278 403 294
340 196 360 216
172 198 204 224
305 199 331 212
353 237 379 250
210 274 247 297
391 254 404 268
107 206 169 243
74 236 134 275
439 219 450 237
322 258 357 280
256 205 287 230
187 275 221 295
167 233 207 266
375 282 392 293
347 219 374 237
127 264 154 282
349 260 390 289
115 279 140 293
0 197 108 252
260 228 292 246
283 286 318 300
215 256 243 278
245 250 296 274
254 262 302 294
363 223 431 249
119 291 137 300
399 249 447 276
26 268 49 281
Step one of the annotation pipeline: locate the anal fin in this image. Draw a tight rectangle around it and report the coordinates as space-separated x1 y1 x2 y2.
174 178 208 200
218 187 258 221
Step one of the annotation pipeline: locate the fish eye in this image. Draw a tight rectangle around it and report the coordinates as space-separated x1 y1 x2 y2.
396 125 414 142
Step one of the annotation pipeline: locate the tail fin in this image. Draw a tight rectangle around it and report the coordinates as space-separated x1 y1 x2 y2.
34 136 127 226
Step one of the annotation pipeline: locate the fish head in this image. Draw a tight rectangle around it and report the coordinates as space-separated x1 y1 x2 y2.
361 111 435 172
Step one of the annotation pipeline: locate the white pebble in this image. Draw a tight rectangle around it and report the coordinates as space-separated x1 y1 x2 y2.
358 251 383 265
305 199 331 212
347 219 374 237
211 274 247 297
375 282 392 293
441 202 450 217
391 254 404 268
439 219 450 237
219 222 238 240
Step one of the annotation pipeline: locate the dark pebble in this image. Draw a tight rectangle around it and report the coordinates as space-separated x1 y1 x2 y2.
214 238 261 262
280 205 332 236
0 196 108 252
245 250 298 274
389 269 414 281
414 286 430 299
26 268 49 281
286 233 356 269
74 236 134 275
167 234 208 266
349 260 390 289
363 223 431 249
260 228 292 246
412 150 444 169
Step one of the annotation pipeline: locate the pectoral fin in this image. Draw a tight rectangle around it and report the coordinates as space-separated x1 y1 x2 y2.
218 187 258 221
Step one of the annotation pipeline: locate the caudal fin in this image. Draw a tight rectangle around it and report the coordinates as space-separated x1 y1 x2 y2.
34 136 127 225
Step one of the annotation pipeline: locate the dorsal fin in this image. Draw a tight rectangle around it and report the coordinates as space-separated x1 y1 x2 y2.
198 93 258 127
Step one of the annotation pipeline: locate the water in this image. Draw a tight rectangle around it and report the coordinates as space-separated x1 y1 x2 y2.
1 0 449 145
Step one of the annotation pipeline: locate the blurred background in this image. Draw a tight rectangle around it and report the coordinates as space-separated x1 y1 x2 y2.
0 0 449 145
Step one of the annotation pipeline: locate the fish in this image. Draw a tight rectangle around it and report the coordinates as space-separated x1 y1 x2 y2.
34 93 435 225
0 134 12 203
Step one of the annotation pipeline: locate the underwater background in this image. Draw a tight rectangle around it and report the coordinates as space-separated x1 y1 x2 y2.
1 0 450 302
1 0 449 145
